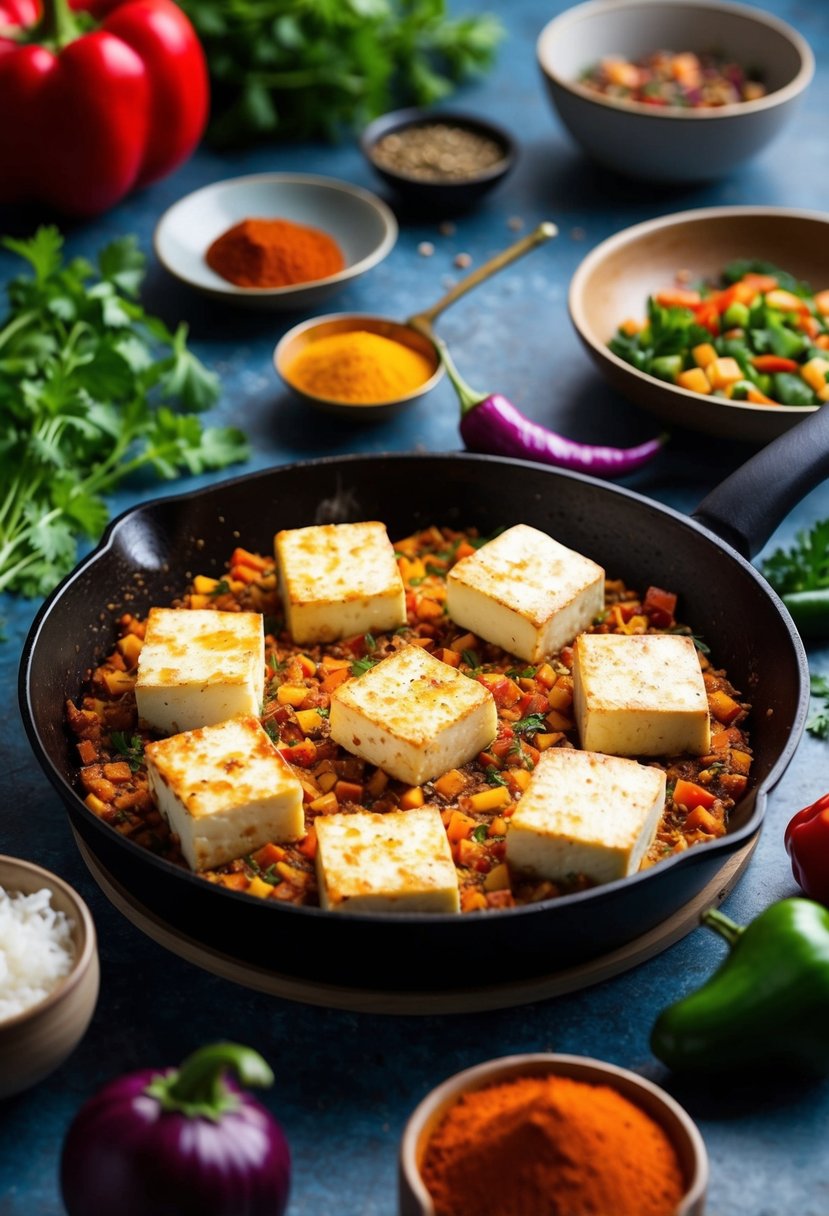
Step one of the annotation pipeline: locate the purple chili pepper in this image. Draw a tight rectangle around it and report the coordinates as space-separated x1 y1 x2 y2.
440 340 666 477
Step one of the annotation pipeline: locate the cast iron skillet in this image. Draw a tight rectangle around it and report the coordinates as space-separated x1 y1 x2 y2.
19 405 829 991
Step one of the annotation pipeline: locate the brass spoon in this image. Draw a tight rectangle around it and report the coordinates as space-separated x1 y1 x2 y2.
273 222 557 419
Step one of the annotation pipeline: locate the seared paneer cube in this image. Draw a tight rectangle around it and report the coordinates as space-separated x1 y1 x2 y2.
573 633 711 756
144 715 304 872
446 524 604 663
506 747 666 885
315 807 459 913
329 644 497 786
275 521 406 645
135 608 264 736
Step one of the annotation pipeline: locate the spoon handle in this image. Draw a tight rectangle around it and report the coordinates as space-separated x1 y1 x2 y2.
408 222 558 335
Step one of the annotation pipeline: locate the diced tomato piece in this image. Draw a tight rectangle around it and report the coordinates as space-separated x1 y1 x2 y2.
673 778 717 810
750 355 799 373
642 585 677 628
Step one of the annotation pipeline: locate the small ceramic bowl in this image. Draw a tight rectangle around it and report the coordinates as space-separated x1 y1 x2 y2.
154 173 398 310
569 205 829 443
399 1053 708 1216
537 0 814 182
274 312 443 420
360 108 517 213
0 855 99 1099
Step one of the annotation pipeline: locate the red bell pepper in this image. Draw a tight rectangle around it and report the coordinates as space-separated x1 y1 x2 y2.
0 0 208 216
785 793 829 905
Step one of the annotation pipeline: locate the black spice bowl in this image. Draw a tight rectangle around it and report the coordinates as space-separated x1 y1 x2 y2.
360 107 517 213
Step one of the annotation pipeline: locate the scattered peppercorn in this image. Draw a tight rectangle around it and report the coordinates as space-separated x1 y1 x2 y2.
370 123 507 182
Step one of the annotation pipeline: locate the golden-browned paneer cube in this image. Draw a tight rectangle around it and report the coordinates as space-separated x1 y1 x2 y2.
572 633 710 756
506 748 666 886
329 644 497 786
315 807 459 913
446 524 605 664
135 608 264 736
144 715 304 872
275 521 406 645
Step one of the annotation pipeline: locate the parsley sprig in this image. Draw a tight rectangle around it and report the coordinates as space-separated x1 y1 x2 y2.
762 520 829 597
110 731 144 772
0 227 249 598
807 674 829 740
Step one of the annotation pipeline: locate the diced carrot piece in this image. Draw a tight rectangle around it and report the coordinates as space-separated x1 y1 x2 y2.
534 662 556 689
452 632 478 653
230 563 262 585
740 272 778 293
673 778 717 810
655 288 701 309
545 709 573 732
692 342 718 368
102 761 132 783
746 387 782 406
295 709 323 735
116 633 143 666
230 547 269 572
295 654 317 677
278 738 317 767
485 889 515 909
101 670 135 696
335 780 364 804
365 769 389 799
219 873 249 892
434 769 467 800
253 842 287 868
504 769 532 794
320 668 350 694
416 597 444 621
298 827 318 859
709 689 743 723
684 807 723 835
469 786 511 813
728 749 752 775
720 773 748 798
677 367 712 394
798 315 821 340
489 817 508 837
457 837 485 867
276 861 309 888
434 647 461 667
461 888 488 913
446 810 477 842
77 739 97 765
547 682 573 712
619 317 644 337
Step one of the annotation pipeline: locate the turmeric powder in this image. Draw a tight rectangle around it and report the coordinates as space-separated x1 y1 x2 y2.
419 1072 685 1216
285 330 434 404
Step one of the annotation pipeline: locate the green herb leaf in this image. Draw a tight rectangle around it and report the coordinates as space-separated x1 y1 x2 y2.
110 731 144 772
351 656 378 677
513 712 547 736
484 768 507 786
762 520 829 595
471 823 489 843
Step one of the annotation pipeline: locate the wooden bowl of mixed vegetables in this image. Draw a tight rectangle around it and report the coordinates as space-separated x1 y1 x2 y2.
569 207 829 443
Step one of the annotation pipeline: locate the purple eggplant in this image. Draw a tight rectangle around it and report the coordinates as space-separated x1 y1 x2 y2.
60 1042 291 1216
441 340 666 477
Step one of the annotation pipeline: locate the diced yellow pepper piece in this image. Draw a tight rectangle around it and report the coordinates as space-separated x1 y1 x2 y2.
484 863 510 892
468 786 510 812
692 342 718 368
84 793 110 817
399 785 425 809
295 709 323 735
677 367 712 395
434 769 467 800
102 670 135 696
246 876 274 900
309 791 338 813
534 732 561 751
705 357 743 389
276 684 308 707
116 633 143 666
801 357 829 394
193 575 219 595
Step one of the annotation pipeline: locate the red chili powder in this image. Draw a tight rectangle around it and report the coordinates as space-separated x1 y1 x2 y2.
419 1073 686 1216
205 217 345 288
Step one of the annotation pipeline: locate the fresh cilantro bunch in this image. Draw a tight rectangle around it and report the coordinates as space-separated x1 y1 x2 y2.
761 520 829 597
179 0 503 146
0 228 249 598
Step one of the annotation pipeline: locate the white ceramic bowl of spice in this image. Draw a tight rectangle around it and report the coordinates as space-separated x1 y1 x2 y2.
399 1053 708 1216
0 855 99 1099
361 108 517 213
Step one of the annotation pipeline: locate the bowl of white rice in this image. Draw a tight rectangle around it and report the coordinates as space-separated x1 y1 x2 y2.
0 855 98 1099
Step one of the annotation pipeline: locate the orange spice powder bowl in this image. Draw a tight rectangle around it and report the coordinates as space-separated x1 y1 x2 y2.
399 1053 708 1216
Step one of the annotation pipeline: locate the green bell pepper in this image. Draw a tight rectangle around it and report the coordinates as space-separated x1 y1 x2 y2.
650 898 829 1075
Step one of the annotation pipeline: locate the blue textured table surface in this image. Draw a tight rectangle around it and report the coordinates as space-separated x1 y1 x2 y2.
2 2 829 1213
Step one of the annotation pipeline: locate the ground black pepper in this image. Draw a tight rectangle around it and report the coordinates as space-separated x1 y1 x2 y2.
370 123 507 181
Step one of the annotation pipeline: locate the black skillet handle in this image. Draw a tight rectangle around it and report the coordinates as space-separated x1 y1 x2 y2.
692 404 829 558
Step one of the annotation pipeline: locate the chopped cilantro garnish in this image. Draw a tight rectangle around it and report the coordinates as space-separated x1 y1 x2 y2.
471 823 489 844
462 649 481 670
363 633 376 650
267 653 285 673
506 666 537 679
110 731 144 772
208 577 231 597
513 712 547 736
317 706 330 719
351 656 378 677
264 721 279 742
484 768 507 786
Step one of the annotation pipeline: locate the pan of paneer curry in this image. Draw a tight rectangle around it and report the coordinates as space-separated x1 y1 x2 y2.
19 407 829 991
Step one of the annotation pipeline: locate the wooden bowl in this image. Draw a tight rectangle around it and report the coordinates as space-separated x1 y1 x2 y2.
569 206 829 442
0 856 99 1099
399 1053 708 1215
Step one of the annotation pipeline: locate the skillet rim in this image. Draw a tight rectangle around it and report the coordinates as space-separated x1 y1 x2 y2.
17 450 810 929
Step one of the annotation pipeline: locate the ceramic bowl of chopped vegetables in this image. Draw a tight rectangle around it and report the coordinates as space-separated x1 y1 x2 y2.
569 206 829 443
0 855 99 1098
536 0 813 182
360 108 517 213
